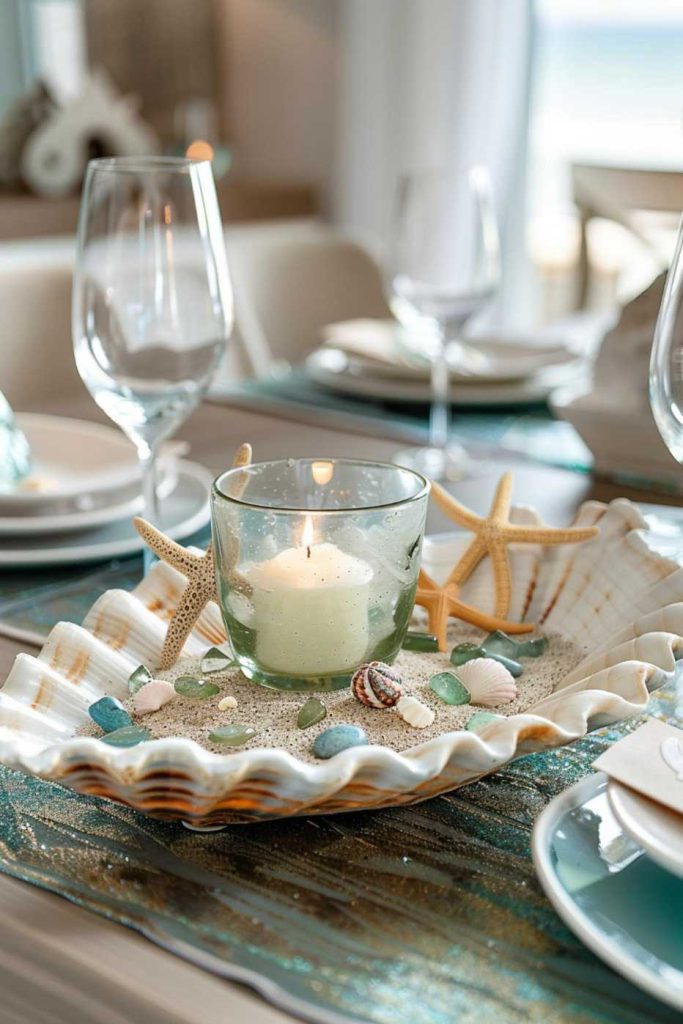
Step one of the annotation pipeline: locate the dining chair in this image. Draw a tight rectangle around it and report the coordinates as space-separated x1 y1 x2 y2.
225 224 392 376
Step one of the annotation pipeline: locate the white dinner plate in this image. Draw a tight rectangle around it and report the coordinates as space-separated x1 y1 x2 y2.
306 348 583 406
0 415 140 513
0 460 212 568
533 772 683 1012
0 459 178 537
608 779 683 880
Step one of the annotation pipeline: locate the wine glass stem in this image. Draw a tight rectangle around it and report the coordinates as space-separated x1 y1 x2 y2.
138 443 160 573
429 323 451 451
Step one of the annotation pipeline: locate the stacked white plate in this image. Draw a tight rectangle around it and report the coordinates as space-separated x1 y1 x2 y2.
306 318 587 406
0 415 212 567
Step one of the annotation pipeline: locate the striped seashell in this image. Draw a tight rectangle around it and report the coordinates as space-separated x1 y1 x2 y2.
352 661 403 708
455 658 517 708
133 679 176 716
396 695 434 729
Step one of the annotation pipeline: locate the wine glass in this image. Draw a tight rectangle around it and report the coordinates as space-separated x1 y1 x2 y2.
72 157 232 565
386 166 500 480
651 215 683 467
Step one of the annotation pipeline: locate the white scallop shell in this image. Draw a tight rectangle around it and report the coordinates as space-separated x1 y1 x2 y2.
396 695 435 728
133 679 175 716
218 695 238 711
455 658 518 708
0 498 681 824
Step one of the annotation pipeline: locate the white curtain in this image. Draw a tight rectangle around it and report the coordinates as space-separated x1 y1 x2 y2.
333 0 534 326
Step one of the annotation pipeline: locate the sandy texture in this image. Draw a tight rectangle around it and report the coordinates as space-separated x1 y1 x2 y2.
81 625 588 762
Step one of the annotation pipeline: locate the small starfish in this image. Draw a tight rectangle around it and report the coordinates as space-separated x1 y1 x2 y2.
134 442 252 670
416 472 599 651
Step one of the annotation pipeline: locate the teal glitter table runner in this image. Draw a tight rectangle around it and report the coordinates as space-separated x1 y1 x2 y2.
0 684 678 1024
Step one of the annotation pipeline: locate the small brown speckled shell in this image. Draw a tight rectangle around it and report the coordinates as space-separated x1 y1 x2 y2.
352 661 403 709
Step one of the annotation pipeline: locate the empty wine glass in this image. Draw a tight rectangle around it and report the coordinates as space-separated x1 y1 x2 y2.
73 157 232 564
651 215 683 468
386 166 500 480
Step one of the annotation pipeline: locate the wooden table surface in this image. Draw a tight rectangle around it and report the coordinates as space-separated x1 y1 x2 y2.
0 394 676 1024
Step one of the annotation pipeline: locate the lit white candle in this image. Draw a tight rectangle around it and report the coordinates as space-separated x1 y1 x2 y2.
248 517 373 676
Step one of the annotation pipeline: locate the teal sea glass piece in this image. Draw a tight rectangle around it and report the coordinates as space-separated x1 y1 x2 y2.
481 650 524 678
482 630 519 659
201 646 236 675
128 664 152 694
174 676 220 700
429 672 470 706
297 698 327 729
209 725 256 747
450 642 484 666
101 725 150 747
89 696 132 733
313 725 368 759
465 711 501 732
402 631 440 653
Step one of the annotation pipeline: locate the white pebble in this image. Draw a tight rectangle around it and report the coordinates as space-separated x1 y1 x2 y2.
396 695 434 729
218 695 238 711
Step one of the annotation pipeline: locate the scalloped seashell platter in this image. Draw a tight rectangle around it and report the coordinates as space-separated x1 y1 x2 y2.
0 498 681 825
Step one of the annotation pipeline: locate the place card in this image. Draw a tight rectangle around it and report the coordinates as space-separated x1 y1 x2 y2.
594 719 683 816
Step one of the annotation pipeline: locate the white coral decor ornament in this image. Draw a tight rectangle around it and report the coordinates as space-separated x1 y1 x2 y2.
455 658 518 708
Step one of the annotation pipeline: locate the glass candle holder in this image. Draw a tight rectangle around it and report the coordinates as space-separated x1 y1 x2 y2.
211 458 430 691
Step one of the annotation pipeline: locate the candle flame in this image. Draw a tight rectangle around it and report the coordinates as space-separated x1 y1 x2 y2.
311 461 333 486
186 139 214 161
301 516 315 549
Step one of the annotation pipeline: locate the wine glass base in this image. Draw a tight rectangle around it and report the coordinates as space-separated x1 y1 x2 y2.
392 444 480 481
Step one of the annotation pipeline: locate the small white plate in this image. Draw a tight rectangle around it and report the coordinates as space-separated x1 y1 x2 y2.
0 460 212 567
0 415 139 512
306 348 583 406
608 780 683 880
0 460 178 537
533 772 683 1012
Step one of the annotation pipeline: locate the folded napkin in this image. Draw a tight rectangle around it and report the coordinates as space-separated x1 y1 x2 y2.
321 318 579 384
594 718 683 817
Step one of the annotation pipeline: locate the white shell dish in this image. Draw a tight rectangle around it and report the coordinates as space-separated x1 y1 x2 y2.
0 498 681 825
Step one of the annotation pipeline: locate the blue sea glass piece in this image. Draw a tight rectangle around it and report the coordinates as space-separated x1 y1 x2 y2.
89 696 132 733
481 650 524 678
483 630 548 661
313 725 368 759
429 672 470 705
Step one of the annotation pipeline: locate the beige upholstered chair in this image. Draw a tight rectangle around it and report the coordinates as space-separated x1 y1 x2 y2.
225 224 392 376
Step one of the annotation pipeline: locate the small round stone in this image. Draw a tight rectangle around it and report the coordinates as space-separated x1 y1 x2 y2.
174 676 220 700
89 696 132 733
312 725 369 759
351 661 403 708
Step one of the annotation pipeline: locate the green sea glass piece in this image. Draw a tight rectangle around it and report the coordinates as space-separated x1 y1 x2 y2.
465 711 501 732
515 636 549 658
483 630 548 662
429 672 470 705
402 631 440 653
101 725 150 747
450 642 484 666
450 643 522 677
200 646 236 674
209 725 256 746
174 676 220 700
128 664 152 694
297 698 327 729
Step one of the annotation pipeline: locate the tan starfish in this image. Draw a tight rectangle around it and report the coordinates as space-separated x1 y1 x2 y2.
415 472 599 651
134 442 252 670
